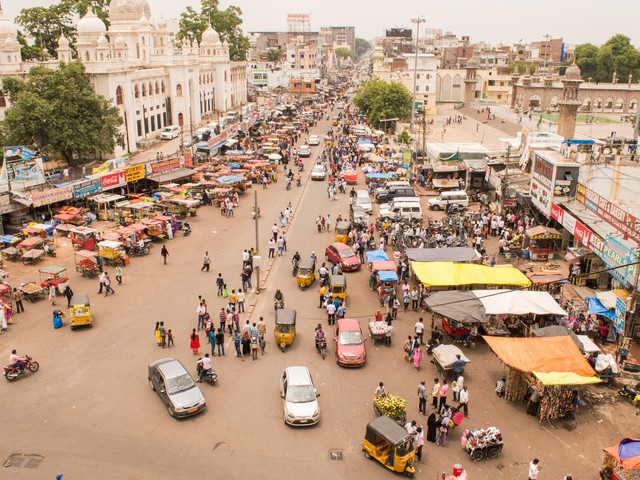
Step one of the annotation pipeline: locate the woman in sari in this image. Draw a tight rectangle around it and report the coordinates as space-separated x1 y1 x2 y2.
413 345 423 372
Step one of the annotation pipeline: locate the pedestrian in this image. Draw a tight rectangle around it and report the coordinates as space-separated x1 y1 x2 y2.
159 321 166 348
415 426 424 462
439 379 449 411
189 328 200 355
232 329 241 356
455 374 464 401
276 236 284 256
161 245 169 265
154 322 162 346
237 288 245 313
201 252 211 272
167 329 174 347
63 285 74 308
431 378 440 409
197 301 206 330
528 459 541 480
104 274 115 296
326 301 336 325
222 284 228 298
268 238 276 258
49 284 56 305
208 328 216 355
12 288 24 314
228 289 237 311
402 290 410 312
435 422 448 446
426 413 437 443
115 265 122 285
271 223 279 241
385 323 393 346
417 381 427 415
411 287 419 311
459 385 469 417
215 328 225 356
318 284 326 308
414 318 425 344
216 273 224 296
413 346 423 371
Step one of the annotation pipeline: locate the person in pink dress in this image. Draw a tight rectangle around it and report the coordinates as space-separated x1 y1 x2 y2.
189 328 200 354
413 346 423 372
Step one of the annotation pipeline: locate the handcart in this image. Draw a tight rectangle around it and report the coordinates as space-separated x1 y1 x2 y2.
18 282 46 303
21 248 45 265
369 321 388 346
462 426 504 461
432 344 470 380
97 240 125 266
39 266 69 292
75 250 101 278
373 393 407 425
2 247 20 262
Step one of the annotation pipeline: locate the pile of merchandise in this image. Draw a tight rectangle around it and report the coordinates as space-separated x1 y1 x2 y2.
463 426 503 450
374 394 406 419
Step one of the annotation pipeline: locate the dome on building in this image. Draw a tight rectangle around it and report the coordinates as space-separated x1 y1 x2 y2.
0 7 19 39
566 63 581 79
139 15 150 27
202 27 220 45
4 35 18 48
109 0 152 22
77 10 107 35
58 35 70 48
97 33 109 46
114 35 126 47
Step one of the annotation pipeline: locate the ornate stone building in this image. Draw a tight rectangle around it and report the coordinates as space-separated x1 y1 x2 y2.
0 0 247 156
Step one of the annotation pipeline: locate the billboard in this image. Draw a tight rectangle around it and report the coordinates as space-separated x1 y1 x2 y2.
0 156 47 193
386 28 412 38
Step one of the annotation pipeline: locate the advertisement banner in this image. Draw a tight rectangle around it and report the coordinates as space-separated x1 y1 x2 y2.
124 164 145 183
74 181 102 199
149 159 181 176
183 152 193 168
31 185 74 207
602 235 637 288
530 179 551 216
550 203 564 224
3 146 37 160
100 171 126 191
613 296 627 335
92 161 112 175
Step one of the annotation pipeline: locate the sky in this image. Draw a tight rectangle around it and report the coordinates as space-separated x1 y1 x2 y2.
5 0 640 47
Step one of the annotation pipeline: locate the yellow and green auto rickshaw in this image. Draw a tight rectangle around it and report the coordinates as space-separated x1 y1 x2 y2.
329 274 347 306
296 257 316 289
362 416 416 478
274 308 296 352
324 135 333 148
69 294 93 330
334 220 351 244
332 117 339 126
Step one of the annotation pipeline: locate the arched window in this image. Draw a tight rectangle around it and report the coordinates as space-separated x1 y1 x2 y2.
116 86 124 106
224 71 227 82
0 91 6 108
176 84 183 96
155 82 160 94
142 84 147 97
161 81 165 93
178 113 184 126
142 37 145 46
85 51 90 61
148 82 153 96
134 85 139 99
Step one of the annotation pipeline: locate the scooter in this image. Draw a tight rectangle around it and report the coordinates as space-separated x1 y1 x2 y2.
196 362 218 386
315 338 327 360
274 298 285 311
3 355 39 382
319 272 329 287
43 244 56 257
182 222 191 236
296 177 301 187
619 384 640 403
286 179 292 190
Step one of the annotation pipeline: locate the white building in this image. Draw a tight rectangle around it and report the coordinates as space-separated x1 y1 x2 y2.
0 0 247 157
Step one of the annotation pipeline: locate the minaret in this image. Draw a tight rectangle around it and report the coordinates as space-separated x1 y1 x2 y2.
463 58 478 107
557 63 583 140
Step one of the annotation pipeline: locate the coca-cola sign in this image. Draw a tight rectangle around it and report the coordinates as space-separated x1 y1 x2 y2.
101 171 126 190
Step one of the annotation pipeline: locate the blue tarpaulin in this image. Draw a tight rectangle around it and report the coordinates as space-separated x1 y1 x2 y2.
366 250 389 262
216 175 243 184
365 173 396 179
588 297 616 320
564 139 595 145
0 235 16 244
378 271 399 282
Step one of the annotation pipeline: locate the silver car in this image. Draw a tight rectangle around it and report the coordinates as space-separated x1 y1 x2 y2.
148 358 206 418
280 366 320 426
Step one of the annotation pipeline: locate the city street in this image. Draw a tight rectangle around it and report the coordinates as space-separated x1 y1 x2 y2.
0 112 635 480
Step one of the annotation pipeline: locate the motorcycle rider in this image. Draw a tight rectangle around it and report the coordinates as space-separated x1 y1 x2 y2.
196 353 213 383
318 263 329 284
182 221 191 234
295 172 301 186
138 237 146 256
314 324 326 352
274 289 284 307
8 349 26 372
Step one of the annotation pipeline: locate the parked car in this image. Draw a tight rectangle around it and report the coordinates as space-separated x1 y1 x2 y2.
298 145 311 157
325 242 361 271
311 164 326 181
160 125 180 140
280 366 320 426
308 135 320 146
334 318 367 367
148 358 206 418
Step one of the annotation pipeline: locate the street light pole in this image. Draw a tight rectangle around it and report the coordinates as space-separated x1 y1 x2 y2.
410 16 425 134
254 189 261 293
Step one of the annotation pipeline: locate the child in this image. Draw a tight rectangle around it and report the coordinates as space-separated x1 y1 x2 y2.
222 284 229 298
167 329 174 347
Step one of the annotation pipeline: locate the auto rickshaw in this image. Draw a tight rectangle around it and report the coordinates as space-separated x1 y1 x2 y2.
69 294 93 330
296 257 316 289
362 416 416 478
324 135 333 148
334 220 351 244
274 308 296 352
332 117 339 126
329 274 347 306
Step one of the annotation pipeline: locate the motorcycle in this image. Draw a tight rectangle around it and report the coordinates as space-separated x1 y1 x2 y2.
292 259 299 277
298 162 304 172
296 178 301 187
274 298 285 311
319 271 329 287
196 362 218 385
182 222 191 236
3 355 39 382
286 179 292 190
129 245 151 257
43 244 56 257
426 328 443 355
618 384 640 403
315 338 327 360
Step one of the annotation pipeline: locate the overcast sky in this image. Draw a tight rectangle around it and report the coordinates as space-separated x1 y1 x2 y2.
5 0 640 47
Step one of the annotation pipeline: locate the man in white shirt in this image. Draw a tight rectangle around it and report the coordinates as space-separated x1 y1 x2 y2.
326 302 336 325
414 318 425 344
237 289 245 313
197 302 206 330
528 458 541 480
458 385 469 416
196 353 213 383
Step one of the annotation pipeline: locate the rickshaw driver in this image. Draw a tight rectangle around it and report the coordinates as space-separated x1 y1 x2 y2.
274 289 284 305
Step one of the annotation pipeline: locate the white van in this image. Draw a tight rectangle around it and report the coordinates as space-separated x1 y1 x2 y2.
160 125 179 140
428 190 470 210
355 190 373 213
379 198 423 221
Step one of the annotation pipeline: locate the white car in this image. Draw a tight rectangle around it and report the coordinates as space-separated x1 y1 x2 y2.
160 126 179 140
311 165 326 181
308 135 320 146
280 366 320 426
298 145 311 157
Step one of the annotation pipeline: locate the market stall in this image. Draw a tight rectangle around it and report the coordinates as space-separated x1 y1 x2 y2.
524 226 561 261
484 336 600 422
412 261 531 289
405 247 481 264
75 250 101 278
602 438 640 480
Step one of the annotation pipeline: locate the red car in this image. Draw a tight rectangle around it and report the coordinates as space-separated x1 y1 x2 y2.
334 318 367 367
325 242 361 272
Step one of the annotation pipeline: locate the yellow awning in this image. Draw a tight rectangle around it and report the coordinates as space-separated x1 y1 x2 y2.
533 371 602 386
412 261 531 288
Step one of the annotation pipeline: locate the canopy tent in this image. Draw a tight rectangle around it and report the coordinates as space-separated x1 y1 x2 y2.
532 372 602 386
426 290 566 323
526 270 567 285
588 298 616 320
378 271 398 282
483 336 599 385
576 334 600 354
532 325 582 350
365 250 388 262
604 438 640 470
412 261 531 288
372 260 396 271
405 247 481 263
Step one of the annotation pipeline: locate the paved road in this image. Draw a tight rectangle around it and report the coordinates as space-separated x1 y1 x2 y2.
0 109 634 480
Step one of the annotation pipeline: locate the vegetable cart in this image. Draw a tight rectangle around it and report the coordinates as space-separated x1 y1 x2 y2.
373 394 407 425
432 344 470 380
18 282 46 302
97 240 124 266
21 249 45 265
369 321 388 346
75 250 101 278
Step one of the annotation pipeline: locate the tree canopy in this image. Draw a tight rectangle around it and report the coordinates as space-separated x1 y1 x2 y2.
335 47 354 59
176 0 250 61
266 48 283 64
1 61 123 165
353 78 413 127
355 38 371 59
574 35 640 82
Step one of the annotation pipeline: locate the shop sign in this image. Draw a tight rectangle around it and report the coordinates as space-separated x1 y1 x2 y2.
530 179 551 216
550 203 564 223
74 181 102 199
576 182 640 243
602 235 637 288
183 152 193 168
532 156 553 188
150 159 181 176
588 233 604 256
124 164 145 183
100 171 126 191
613 295 627 335
92 160 111 174
31 185 73 207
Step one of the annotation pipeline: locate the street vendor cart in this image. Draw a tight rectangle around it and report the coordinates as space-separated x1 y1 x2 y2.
432 344 470 379
69 227 97 251
602 438 640 480
2 247 20 262
97 240 126 266
462 426 504 461
21 248 45 265
524 226 561 261
18 282 46 302
39 266 69 293
369 320 388 346
372 393 407 425
75 250 101 278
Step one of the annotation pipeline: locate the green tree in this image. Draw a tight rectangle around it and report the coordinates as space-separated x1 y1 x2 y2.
1 61 123 165
266 48 282 64
574 43 599 80
353 78 412 127
574 36 640 82
17 31 47 62
528 63 536 75
335 47 354 59
355 38 370 59
397 129 413 146
508 61 516 74
16 5 76 58
176 6 206 48
517 62 527 74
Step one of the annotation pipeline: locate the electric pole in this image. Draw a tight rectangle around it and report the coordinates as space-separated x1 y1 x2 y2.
501 145 512 213
409 16 425 134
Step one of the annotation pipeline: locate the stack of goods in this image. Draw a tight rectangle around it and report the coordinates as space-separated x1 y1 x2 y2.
538 385 573 422
77 258 95 269
504 368 529 402
369 321 387 336
464 426 503 450
374 394 406 419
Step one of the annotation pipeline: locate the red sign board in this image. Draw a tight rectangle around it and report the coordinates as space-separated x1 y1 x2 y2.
183 152 193 168
100 171 126 191
150 159 181 176
550 203 564 224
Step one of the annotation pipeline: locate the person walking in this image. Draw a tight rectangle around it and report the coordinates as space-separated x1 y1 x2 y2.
237 289 245 313
49 284 57 305
439 379 449 411
431 378 440 409
201 252 211 272
415 426 424 462
12 289 24 314
104 274 115 296
159 321 167 348
528 459 541 480
426 413 437 443
216 273 225 296
154 322 162 346
414 318 425 345
411 287 419 311
268 238 276 258
458 385 469 417
208 328 216 356
197 301 206 330
63 285 74 308
417 381 427 415
167 329 174 347
161 245 169 265
413 346 423 372
189 328 200 355
115 266 123 285
215 328 225 356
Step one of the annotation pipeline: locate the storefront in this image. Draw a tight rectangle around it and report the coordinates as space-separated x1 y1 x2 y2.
524 225 561 261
